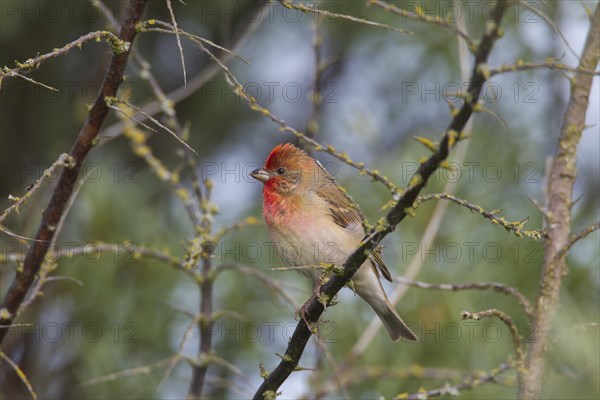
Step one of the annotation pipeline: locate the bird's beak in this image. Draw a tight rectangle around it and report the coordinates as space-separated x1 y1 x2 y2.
250 168 270 183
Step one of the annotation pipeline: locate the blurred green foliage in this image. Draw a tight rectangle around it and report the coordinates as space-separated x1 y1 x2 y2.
1 1 598 399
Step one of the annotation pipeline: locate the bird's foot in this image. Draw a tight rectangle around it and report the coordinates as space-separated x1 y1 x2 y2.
294 281 323 333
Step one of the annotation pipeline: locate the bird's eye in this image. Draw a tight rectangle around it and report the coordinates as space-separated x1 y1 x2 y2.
277 167 285 175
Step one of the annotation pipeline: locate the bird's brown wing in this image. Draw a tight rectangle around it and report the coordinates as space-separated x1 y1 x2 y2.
371 248 392 282
318 185 363 232
314 161 393 282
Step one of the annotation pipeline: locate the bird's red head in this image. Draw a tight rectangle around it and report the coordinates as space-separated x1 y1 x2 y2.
250 143 315 196
265 143 309 170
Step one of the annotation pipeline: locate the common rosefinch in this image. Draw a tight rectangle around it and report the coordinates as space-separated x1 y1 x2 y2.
251 143 417 342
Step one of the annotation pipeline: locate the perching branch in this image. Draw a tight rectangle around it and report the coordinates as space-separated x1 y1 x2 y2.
0 0 149 343
252 2 507 398
519 5 600 398
345 7 476 365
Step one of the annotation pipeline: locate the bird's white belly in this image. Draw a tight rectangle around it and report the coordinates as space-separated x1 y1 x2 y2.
270 218 352 265
270 220 382 303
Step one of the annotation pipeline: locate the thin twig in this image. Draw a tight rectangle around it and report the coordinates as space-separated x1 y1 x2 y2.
164 0 187 86
17 168 96 317
185 354 254 390
461 309 524 385
369 0 473 49
313 336 350 400
489 59 599 77
0 351 38 400
312 364 470 398
0 154 74 225
517 0 580 60
140 20 250 64
396 277 534 320
141 18 401 195
95 1 205 229
278 0 412 35
0 31 129 88
401 360 515 399
215 263 300 310
119 111 202 226
0 0 150 343
160 316 201 386
349 0 474 364
80 356 177 386
416 193 545 239
96 6 266 144
47 242 181 269
303 7 325 148
107 98 197 154
556 221 599 260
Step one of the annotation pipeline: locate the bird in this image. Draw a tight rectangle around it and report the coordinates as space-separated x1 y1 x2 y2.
250 143 417 342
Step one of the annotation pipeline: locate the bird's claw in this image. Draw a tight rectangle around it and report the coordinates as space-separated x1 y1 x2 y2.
294 281 324 332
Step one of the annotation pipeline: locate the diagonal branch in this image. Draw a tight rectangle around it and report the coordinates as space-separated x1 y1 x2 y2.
0 0 149 343
252 2 508 398
347 5 476 364
0 153 74 226
0 350 38 400
556 221 599 260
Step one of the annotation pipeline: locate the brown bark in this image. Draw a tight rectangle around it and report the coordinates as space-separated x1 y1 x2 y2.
519 4 600 398
0 0 149 343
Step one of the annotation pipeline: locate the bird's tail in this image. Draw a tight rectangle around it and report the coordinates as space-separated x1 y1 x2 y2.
371 298 418 342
